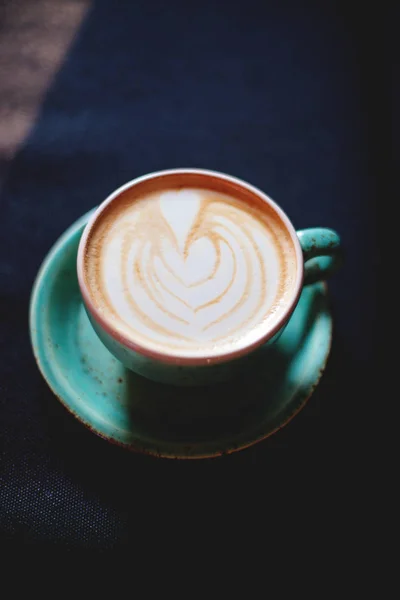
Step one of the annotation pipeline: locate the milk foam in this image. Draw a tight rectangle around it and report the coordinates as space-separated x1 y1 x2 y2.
84 188 297 353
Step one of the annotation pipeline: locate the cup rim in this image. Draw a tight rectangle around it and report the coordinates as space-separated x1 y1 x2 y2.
77 168 304 366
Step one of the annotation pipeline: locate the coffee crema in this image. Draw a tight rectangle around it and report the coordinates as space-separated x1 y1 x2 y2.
83 184 297 355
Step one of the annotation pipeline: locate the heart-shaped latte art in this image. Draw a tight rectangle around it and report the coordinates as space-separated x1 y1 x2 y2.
96 189 294 350
158 236 217 288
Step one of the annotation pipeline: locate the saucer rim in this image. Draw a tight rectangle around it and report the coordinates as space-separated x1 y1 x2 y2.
30 211 332 459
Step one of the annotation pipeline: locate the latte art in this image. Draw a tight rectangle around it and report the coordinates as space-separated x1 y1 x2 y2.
84 188 297 354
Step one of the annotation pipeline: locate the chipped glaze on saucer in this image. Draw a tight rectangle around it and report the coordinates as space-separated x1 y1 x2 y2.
30 210 332 459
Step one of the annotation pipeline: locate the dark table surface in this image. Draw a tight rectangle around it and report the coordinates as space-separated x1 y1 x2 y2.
1 0 381 552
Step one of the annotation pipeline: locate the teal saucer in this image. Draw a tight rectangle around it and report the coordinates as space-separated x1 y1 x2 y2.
30 210 332 459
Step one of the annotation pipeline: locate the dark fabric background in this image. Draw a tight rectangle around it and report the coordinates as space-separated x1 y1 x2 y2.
0 0 382 553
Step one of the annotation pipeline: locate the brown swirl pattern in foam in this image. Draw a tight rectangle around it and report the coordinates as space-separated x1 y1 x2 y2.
84 189 297 351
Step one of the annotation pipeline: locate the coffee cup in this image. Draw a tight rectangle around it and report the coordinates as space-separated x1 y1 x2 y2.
77 169 341 386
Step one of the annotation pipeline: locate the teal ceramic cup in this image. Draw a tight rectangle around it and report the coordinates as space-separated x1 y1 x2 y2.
77 169 342 386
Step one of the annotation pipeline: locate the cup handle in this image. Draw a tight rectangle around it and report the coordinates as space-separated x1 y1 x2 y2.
296 228 343 286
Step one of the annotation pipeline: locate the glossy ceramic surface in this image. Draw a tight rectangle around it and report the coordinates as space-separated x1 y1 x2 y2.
30 210 333 458
76 169 341 385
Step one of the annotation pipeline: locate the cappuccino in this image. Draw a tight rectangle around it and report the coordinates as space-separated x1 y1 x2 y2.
82 175 297 357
